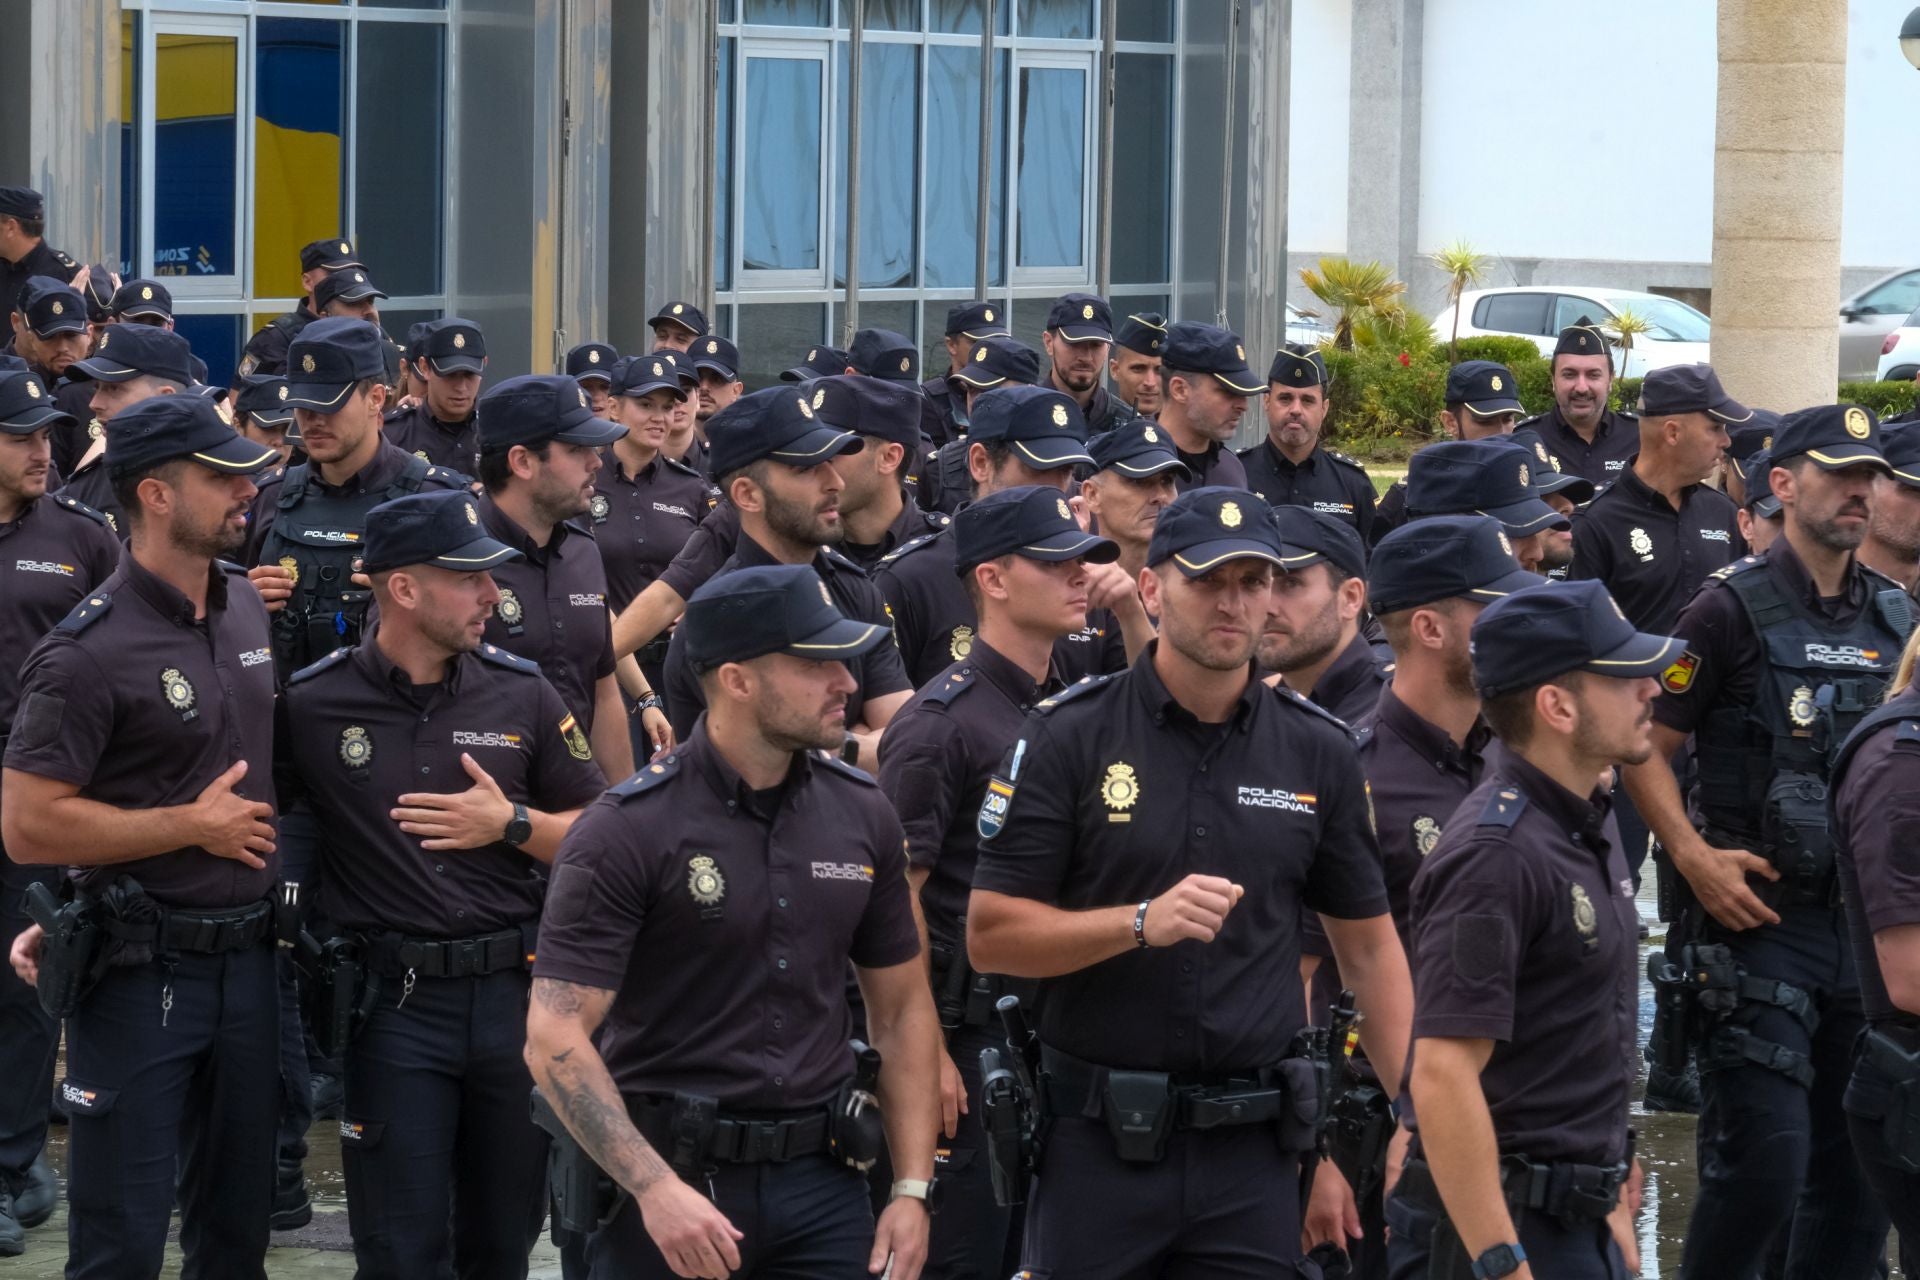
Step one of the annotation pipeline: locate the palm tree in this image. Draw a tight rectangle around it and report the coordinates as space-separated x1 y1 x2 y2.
1298 258 1407 351
1430 241 1487 363
1603 307 1653 382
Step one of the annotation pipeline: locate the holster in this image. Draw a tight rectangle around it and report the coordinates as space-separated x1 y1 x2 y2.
22 880 106 1018
1858 1024 1920 1174
664 1091 721 1178
529 1087 619 1243
1327 1079 1393 1199
828 1040 887 1172
1758 771 1837 907
303 936 376 1059
977 1046 1033 1207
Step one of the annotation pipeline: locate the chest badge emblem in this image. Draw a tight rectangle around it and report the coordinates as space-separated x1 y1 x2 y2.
1412 815 1441 857
1101 762 1139 821
1570 883 1598 942
496 589 524 626
688 855 726 907
279 556 300 587
160 667 197 717
1788 685 1817 730
949 624 974 661
1629 527 1654 560
588 494 610 522
339 725 373 768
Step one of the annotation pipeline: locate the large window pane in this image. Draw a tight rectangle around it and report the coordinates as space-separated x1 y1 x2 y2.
1117 0 1172 42
253 19 344 298
925 46 1006 288
1110 52 1170 284
1010 297 1054 352
154 31 241 280
735 302 826 391
1015 64 1084 269
355 20 445 296
743 0 831 26
743 56 823 272
119 13 140 276
715 38 735 290
173 313 243 389
834 42 918 288
1018 0 1094 38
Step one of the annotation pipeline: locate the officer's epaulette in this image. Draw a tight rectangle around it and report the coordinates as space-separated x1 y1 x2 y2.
53 250 77 269
1032 672 1118 715
1323 448 1367 472
1613 407 1640 419
821 544 868 577
1352 722 1376 750
252 466 287 495
288 647 352 684
217 558 250 576
56 591 111 632
1270 682 1354 737
1516 411 1548 428
1860 561 1906 592
817 752 880 787
608 753 681 800
875 532 943 570
1477 785 1529 828
1708 554 1765 583
1895 720 1920 749
919 667 980 708
663 455 704 479
562 516 596 540
52 493 110 527
476 642 541 675
926 510 953 528
424 465 464 487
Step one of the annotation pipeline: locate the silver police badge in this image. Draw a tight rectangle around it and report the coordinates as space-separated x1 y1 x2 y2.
950 624 974 661
1570 883 1598 941
1629 527 1654 559
1789 685 1817 729
1412 816 1441 857
497 589 524 626
589 493 610 522
338 726 373 769
688 855 726 906
160 667 196 715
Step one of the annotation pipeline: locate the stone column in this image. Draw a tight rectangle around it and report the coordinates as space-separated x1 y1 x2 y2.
1345 0 1422 285
1709 0 1847 411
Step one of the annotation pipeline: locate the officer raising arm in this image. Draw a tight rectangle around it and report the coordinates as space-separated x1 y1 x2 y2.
526 566 939 1280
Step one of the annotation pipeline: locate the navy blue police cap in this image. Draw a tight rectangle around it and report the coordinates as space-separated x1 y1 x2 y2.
68 323 195 386
1739 450 1782 518
0 368 75 435
1768 403 1889 474
683 563 887 671
478 374 627 452
111 278 173 321
1507 428 1595 504
1160 322 1264 394
1725 409 1779 460
565 342 620 383
299 238 363 274
804 375 921 451
1047 292 1113 343
313 268 387 312
104 393 279 479
1406 438 1565 536
1088 418 1189 480
1271 505 1366 580
1367 514 1538 615
647 301 710 336
362 489 521 575
612 354 688 402
1640 363 1751 424
14 276 86 337
945 301 1009 341
779 344 850 383
1444 360 1523 417
690 335 741 381
417 318 486 375
1113 311 1168 356
1268 345 1329 389
706 385 863 479
282 317 390 412
1470 579 1682 699
966 385 1092 470
642 348 693 388
954 484 1118 573
1883 424 1920 491
954 337 1042 390
80 267 116 324
1146 486 1287 577
1551 322 1612 363
0 186 46 220
233 374 294 428
848 329 919 383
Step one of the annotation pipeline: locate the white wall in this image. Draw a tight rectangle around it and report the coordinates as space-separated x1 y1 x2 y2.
1843 2 1920 269
1287 0 1352 254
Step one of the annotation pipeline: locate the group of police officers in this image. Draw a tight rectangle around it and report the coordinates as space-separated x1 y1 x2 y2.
1 178 1919 1280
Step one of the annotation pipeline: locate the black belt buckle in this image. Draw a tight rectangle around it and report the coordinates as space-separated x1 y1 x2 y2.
451 937 480 977
1102 1070 1173 1163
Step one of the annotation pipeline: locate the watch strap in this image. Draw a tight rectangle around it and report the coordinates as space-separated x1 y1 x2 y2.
1470 1242 1527 1279
889 1178 930 1202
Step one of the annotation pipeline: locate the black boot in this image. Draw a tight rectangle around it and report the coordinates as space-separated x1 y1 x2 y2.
12 1155 56 1229
271 1162 312 1232
1643 1059 1703 1114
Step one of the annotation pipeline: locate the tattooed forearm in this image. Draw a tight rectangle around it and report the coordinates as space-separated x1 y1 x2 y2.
543 1053 673 1197
532 976 586 1016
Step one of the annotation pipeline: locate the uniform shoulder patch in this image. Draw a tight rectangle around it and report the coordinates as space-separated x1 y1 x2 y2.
562 516 596 540
1893 720 1920 749
817 752 880 786
609 753 681 799
663 455 704 479
1709 554 1763 583
1270 680 1355 736
54 494 111 527
54 250 77 269
1324 449 1366 471
288 647 353 684
55 591 112 633
1032 672 1119 715
424 466 464 488
932 511 952 526
476 643 541 674
820 545 868 577
876 532 942 569
920 669 977 708
1478 785 1529 828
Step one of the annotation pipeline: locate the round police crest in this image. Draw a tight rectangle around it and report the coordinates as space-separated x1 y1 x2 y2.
1235 344 1245 361
1056 498 1071 521
688 855 726 906
984 308 995 322
1219 501 1242 529
1102 762 1139 813
813 387 827 409
338 725 373 768
1570 883 1597 939
671 303 684 315
1082 304 1095 321
974 347 987 363
279 556 300 587
1412 816 1441 857
159 667 195 713
588 348 601 364
950 625 974 661
797 396 815 420
497 589 524 626
1789 685 1817 728
707 339 719 354
277 385 289 401
1496 529 1513 557
301 354 316 374
899 356 911 373
1143 426 1159 443
1532 440 1550 466
1051 403 1069 427
141 285 154 301
88 420 103 441
1629 527 1654 558
464 501 478 525
1490 374 1504 392
24 379 39 399
1845 406 1871 440
1518 463 1530 487
49 300 61 316
589 493 610 522
818 579 833 607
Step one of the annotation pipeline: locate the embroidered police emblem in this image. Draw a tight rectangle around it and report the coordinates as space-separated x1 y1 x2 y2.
1490 374 1504 392
1413 815 1441 857
1846 407 1871 440
353 272 366 284
651 361 663 378
1082 304 1095 321
277 385 289 401
797 396 815 420
497 589 524 626
1571 883 1598 940
1496 529 1512 557
464 501 478 525
1102 762 1139 819
1788 685 1817 729
984 308 995 322
338 726 373 768
279 556 300 587
1629 527 1654 560
1143 426 1159 443
671 303 684 315
978 777 1014 839
99 331 109 349
339 241 351 254
1056 498 1071 521
560 713 592 761
1051 403 1069 427
1533 440 1550 466
24 379 39 399
302 354 316 374
807 348 817 360
1235 344 1245 361
1519 463 1530 487
950 625 974 661
900 356 911 372
818 579 833 608
588 348 601 364
1219 501 1243 529
814 388 827 409
589 493 610 522
453 332 466 350
160 667 196 715
415 450 431 461
707 340 719 354
688 855 726 906
578 388 587 408
141 285 154 301
50 300 61 316
975 347 987 363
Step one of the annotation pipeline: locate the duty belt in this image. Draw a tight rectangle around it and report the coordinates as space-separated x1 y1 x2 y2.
158 900 275 954
1399 1152 1629 1226
363 927 528 979
1040 1045 1288 1130
634 1101 832 1164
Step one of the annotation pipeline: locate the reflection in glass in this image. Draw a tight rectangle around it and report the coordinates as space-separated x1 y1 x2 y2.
735 302 827 391
1018 0 1094 38
253 19 344 298
1016 65 1084 269
837 0 920 29
833 299 916 354
1111 53 1170 284
742 0 832 26
355 21 445 296
154 32 241 280
930 0 1011 35
119 13 140 278
925 47 1006 288
172 313 243 389
834 43 919 289
743 57 823 272
1117 0 1173 41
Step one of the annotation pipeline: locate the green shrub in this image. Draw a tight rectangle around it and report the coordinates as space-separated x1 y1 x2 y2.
1611 376 1643 413
1838 381 1917 419
1452 335 1544 368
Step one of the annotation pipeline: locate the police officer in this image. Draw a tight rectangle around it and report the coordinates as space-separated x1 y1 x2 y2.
3 393 281 1277
690 334 745 431
924 301 1010 445
386 318 487 474
1622 404 1909 1280
1155 322 1261 489
1259 506 1387 722
239 237 362 377
878 385 1147 688
312 267 388 323
1108 311 1166 416
1720 414 1779 511
1079 418 1190 581
475 374 634 781
1516 322 1640 485
1570 362 1746 633
1240 345 1377 539
0 369 119 1256
849 328 921 385
1391 578 1665 1280
0 188 82 320
877 487 1119 1280
1857 425 1920 594
1373 361 1525 543
8 278 92 475
651 350 711 475
780 343 850 384
1828 634 1920 1278
57 323 199 535
1399 438 1567 575
232 374 296 465
526 563 939 1280
102 276 214 390
967 486 1413 1278
278 488 608 1279
1041 293 1136 435
567 342 621 418
1734 449 1785 554
646 300 709 351
812 375 951 569
1505 430 1593 582
1297 516 1534 1279
920 337 1042 517
659 387 911 758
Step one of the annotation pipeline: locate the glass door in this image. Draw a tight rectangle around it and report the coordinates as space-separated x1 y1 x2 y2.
142 15 247 293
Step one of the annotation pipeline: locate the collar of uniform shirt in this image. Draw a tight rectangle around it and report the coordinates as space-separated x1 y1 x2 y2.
355 622 468 698
1130 638 1261 731
966 635 1063 709
1372 682 1490 776
479 491 568 562
1495 751 1615 846
732 529 833 578
1613 461 1710 514
1763 531 1871 613
1260 437 1316 472
686 717 814 815
125 552 232 626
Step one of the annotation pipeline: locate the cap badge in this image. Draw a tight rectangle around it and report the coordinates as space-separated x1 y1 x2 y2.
812 388 826 409
452 332 468 351
588 349 600 364
900 356 911 372
88 421 103 441
1219 501 1244 529
1413 816 1441 857
797 395 815 420
98 332 108 348
671 303 684 315
1496 529 1513 557
1101 762 1139 817
465 501 479 525
1845 406 1871 440
1534 441 1550 465
1629 527 1654 560
807 348 817 360
1235 344 1245 360
974 347 987 363
1051 403 1069 427
589 493 609 522
687 855 727 907
159 667 196 716
49 300 61 315
140 285 153 301
1764 434 1773 449
949 624 975 661
707 339 718 353
277 385 289 401
301 354 316 374
652 361 664 377
1789 685 1817 729
1143 426 1159 443
1518 464 1530 487
1056 498 1072 521
497 589 524 626
577 388 587 408
984 308 995 322
339 241 351 254
24 379 40 399
279 556 300 587
338 726 373 769
1570 884 1597 941
1490 374 1504 391
1609 596 1626 621
1082 304 1094 320
819 578 833 607
1578 334 1589 348
353 272 365 283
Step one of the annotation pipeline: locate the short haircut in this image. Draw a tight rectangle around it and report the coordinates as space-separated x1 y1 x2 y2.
959 554 1015 614
10 215 46 240
109 458 189 527
1480 670 1590 748
478 438 551 493
971 440 1017 500
720 457 774 501
1377 597 1471 653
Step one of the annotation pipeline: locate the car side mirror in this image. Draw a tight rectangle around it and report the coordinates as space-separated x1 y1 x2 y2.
1841 306 1863 321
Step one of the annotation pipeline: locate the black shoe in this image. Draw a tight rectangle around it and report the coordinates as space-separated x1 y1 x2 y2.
309 1071 344 1121
0 1185 24 1257
12 1155 55 1229
270 1172 312 1232
1644 1060 1703 1114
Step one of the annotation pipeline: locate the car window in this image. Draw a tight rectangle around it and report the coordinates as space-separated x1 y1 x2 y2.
1855 272 1920 316
1600 295 1711 343
1553 295 1606 332
1473 293 1552 337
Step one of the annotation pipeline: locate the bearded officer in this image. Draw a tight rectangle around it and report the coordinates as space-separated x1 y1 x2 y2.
1517 323 1641 486
1240 346 1376 540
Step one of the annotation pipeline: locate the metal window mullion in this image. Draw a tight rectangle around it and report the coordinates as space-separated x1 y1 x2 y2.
444 0 460 308
1095 0 1114 294
973 0 992 298
139 15 156 279
844 0 864 342
344 6 359 266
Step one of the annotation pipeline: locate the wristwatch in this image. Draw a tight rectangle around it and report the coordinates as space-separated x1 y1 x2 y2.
632 692 663 714
1470 1242 1527 1279
503 802 533 847
889 1177 940 1215
840 733 860 766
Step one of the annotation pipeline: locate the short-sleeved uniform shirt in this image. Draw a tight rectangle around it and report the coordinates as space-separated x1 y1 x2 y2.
383 403 481 477
1238 440 1379 543
0 495 121 727
1517 406 1641 487
279 633 609 936
55 457 124 540
877 640 1062 942
1175 440 1249 494
655 500 740 603
5 557 278 908
588 448 719 612
477 495 618 734
875 527 1126 689
1570 465 1744 634
533 723 922 1109
1832 686 1920 1024
660 532 912 741
1407 754 1637 1166
971 648 1388 1072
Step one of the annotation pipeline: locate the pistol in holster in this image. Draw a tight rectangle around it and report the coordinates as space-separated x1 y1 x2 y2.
530 1086 620 1244
978 994 1046 1206
23 880 107 1018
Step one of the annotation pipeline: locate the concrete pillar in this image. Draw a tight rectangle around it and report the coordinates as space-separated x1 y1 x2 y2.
1709 0 1846 411
1345 0 1421 282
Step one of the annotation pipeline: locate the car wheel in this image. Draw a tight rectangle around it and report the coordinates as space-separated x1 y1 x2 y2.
1885 365 1920 383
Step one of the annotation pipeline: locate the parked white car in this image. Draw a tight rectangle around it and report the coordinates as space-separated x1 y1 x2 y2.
1845 268 1920 382
1432 286 1711 379
1284 304 1323 347
1873 307 1920 383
